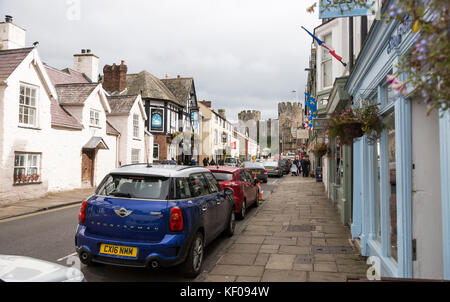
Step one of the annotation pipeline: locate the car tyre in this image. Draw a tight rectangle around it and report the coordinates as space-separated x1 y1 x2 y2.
254 190 260 207
223 208 236 237
237 199 246 220
182 232 204 279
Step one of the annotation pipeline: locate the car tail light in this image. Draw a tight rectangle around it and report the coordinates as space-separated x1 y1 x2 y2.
264 170 268 174
78 200 88 224
275 167 279 171
170 207 184 232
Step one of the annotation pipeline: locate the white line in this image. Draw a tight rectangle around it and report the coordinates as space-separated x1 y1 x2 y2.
57 252 77 262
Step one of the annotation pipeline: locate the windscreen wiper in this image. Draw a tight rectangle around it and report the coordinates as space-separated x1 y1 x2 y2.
109 192 133 198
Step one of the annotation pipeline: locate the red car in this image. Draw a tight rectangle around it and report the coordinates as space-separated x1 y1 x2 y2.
207 166 260 220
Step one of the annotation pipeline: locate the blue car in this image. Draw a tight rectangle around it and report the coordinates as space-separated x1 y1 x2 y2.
75 164 235 278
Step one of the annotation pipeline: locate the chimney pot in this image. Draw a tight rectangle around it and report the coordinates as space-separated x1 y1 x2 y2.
81 49 86 54
86 49 91 53
5 15 12 23
121 60 125 65
177 75 181 79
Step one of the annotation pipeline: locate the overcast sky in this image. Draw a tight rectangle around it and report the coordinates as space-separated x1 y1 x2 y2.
1 0 321 122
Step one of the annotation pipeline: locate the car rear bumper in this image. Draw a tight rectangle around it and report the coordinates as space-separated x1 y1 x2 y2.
75 225 189 268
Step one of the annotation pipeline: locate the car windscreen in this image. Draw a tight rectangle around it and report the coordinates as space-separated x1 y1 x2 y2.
211 172 234 182
97 174 170 200
225 158 237 163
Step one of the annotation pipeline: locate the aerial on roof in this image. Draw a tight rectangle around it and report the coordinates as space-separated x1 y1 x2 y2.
106 95 139 115
0 47 34 81
126 71 178 104
160 77 195 107
44 64 91 85
55 83 98 105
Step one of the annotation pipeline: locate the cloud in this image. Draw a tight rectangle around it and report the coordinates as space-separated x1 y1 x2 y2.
1 0 321 121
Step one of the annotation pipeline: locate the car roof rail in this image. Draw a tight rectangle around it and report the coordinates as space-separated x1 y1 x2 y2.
118 163 153 168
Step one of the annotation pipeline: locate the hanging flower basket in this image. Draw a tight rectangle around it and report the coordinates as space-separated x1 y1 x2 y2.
313 142 329 158
341 121 364 139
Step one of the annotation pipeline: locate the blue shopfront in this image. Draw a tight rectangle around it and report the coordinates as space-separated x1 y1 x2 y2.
346 15 450 280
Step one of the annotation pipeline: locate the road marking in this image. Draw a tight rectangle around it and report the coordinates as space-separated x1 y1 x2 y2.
0 203 81 224
57 252 78 262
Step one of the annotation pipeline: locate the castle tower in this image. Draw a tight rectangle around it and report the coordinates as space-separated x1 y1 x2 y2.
278 102 304 154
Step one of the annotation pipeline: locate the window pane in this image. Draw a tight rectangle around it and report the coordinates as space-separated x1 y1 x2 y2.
385 111 397 261
204 173 220 193
188 174 209 197
323 60 332 87
175 178 192 199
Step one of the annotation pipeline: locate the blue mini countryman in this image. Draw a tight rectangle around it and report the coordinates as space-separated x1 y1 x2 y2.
75 164 235 278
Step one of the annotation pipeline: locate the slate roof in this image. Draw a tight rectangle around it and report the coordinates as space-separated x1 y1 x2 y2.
126 71 178 104
106 121 120 136
160 77 194 107
55 83 98 105
50 98 83 130
44 64 91 85
83 137 109 150
107 95 138 115
0 47 34 81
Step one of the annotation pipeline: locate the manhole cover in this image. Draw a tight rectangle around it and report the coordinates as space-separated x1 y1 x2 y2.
295 257 312 264
312 246 354 254
286 225 315 232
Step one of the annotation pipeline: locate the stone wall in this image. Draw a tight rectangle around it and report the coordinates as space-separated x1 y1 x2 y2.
278 102 304 154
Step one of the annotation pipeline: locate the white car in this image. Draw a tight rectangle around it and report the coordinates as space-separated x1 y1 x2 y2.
0 255 85 282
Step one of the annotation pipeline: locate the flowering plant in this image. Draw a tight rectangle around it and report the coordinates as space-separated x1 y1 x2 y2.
313 142 330 158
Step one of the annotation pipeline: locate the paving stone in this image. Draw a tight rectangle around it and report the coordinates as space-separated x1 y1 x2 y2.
263 237 297 246
259 244 279 253
293 263 313 271
235 236 266 244
337 264 369 274
314 262 338 272
314 254 335 262
261 270 307 282
218 253 257 266
296 237 312 246
228 243 261 254
235 276 261 282
254 253 270 266
265 254 295 270
210 265 264 277
203 275 236 282
308 272 347 282
279 245 311 255
312 238 326 246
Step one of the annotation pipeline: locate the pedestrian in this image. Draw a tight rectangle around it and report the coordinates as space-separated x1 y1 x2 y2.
170 158 177 165
209 158 216 166
191 158 197 166
301 157 311 177
203 157 209 167
296 159 302 176
162 157 169 165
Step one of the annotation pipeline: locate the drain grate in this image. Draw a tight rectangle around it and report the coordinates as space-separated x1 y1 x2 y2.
295 257 312 264
312 246 354 254
286 225 316 232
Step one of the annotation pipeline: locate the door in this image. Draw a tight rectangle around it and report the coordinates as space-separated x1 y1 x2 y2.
244 170 258 205
82 149 95 187
188 173 216 244
204 172 228 234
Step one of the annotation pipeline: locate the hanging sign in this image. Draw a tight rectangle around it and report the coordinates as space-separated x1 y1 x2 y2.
319 0 377 19
151 108 164 132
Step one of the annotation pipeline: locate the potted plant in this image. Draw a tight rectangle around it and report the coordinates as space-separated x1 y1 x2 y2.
327 108 363 145
355 102 385 145
313 142 329 158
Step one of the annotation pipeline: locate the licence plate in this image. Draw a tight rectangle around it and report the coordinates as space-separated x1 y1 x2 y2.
267 168 274 171
99 244 138 258
253 171 261 174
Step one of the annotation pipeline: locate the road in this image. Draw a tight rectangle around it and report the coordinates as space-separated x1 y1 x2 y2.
0 176 283 282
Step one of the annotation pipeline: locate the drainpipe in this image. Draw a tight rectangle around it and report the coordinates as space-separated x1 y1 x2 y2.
349 17 354 72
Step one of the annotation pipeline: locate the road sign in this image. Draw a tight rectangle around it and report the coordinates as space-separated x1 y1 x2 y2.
312 118 332 130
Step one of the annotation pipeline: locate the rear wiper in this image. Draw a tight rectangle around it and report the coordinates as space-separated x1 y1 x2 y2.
109 192 133 198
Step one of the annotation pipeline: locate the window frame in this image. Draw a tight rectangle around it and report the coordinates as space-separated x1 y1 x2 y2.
133 114 140 139
18 83 38 127
321 33 333 89
89 109 100 127
13 152 42 185
131 148 140 164
153 144 160 160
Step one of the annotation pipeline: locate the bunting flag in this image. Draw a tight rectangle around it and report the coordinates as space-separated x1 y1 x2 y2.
301 26 347 67
305 92 318 114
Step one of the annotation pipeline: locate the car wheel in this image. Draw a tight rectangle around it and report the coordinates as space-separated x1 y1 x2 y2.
254 190 260 207
223 208 236 237
237 199 246 220
182 232 204 278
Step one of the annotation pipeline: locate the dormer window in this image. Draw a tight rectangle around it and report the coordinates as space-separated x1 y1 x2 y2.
19 84 38 127
90 109 100 127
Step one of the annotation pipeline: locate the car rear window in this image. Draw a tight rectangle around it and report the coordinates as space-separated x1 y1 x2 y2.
244 162 264 169
264 161 278 167
97 174 170 200
212 172 234 182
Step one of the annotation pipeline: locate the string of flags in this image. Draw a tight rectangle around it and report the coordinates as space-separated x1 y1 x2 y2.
301 26 347 67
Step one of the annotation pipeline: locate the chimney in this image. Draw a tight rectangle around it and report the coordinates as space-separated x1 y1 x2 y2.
74 49 99 82
102 60 128 93
177 74 181 79
200 100 211 108
218 109 226 120
0 15 26 50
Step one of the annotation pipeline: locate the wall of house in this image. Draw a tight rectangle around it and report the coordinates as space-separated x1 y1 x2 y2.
411 100 443 279
0 51 53 204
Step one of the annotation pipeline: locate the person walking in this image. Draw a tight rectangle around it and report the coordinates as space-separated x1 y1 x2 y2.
203 157 209 167
301 157 311 177
209 158 216 166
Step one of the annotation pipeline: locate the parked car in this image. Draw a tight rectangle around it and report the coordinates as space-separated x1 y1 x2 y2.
279 159 291 175
263 161 283 177
243 161 268 183
224 157 240 167
207 166 260 220
75 164 235 278
0 255 85 282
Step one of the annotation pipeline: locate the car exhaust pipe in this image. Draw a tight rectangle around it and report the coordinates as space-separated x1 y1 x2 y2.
151 260 159 268
80 251 89 261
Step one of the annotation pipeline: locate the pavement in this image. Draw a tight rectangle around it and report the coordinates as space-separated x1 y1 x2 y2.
198 175 370 282
0 188 95 220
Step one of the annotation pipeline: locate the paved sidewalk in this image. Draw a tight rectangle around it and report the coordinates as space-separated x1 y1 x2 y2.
0 188 95 220
201 176 369 282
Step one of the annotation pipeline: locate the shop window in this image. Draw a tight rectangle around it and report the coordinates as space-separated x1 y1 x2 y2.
385 110 397 261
